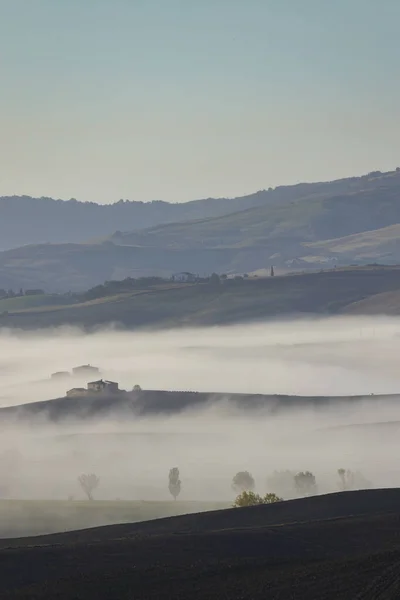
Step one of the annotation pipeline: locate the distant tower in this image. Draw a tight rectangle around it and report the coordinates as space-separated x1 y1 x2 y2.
270 265 275 277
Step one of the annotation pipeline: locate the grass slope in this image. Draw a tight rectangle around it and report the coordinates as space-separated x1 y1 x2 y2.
306 223 400 260
2 489 400 598
2 267 400 330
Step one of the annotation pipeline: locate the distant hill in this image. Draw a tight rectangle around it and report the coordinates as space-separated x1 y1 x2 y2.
110 178 400 254
1 169 400 290
2 267 400 331
0 168 399 252
0 193 265 250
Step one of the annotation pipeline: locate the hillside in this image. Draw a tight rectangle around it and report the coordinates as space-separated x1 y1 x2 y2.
2 489 400 598
1 267 400 330
111 179 400 254
0 193 263 251
1 170 400 291
1 387 399 425
1 169 398 251
0 242 242 292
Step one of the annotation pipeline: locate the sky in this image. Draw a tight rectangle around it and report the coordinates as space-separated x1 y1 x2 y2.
0 0 399 204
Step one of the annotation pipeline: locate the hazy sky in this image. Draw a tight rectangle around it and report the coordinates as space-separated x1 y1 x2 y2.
1 0 399 203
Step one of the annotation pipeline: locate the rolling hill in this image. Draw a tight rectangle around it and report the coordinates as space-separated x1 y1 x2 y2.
1 386 400 425
1 267 400 331
1 170 400 291
1 168 398 251
2 489 400 598
0 171 400 292
110 179 400 254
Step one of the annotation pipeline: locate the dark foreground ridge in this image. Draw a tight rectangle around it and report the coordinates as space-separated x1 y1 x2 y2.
1 489 400 598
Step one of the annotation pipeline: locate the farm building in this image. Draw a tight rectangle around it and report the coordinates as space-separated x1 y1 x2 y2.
51 371 70 380
72 364 100 377
87 380 119 394
66 387 86 397
66 379 119 398
171 272 197 283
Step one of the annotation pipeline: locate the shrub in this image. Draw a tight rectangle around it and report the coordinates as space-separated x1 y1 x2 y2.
233 491 282 508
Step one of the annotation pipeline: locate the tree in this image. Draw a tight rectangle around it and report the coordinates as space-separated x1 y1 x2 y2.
78 473 100 501
232 471 255 493
338 468 355 491
233 491 282 507
294 471 317 496
168 467 181 500
338 468 371 491
133 384 142 392
209 272 221 285
264 493 283 504
266 470 297 499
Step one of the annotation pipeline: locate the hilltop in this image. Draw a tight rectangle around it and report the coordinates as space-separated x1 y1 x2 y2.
2 489 400 598
1 267 400 330
1 169 400 290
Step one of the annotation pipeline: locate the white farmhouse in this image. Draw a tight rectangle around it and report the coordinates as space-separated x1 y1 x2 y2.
171 272 197 283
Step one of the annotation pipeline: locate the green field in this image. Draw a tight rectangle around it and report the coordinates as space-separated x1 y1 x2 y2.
0 499 230 538
0 294 76 313
2 267 400 330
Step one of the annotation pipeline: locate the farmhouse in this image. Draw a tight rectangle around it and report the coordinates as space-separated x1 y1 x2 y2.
72 364 100 377
51 371 70 380
66 387 86 397
66 379 120 398
87 379 119 394
171 272 197 283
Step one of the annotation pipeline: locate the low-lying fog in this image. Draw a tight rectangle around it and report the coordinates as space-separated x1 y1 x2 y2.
1 316 400 523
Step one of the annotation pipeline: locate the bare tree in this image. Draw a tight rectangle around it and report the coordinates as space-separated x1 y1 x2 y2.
78 473 100 501
232 471 255 493
168 467 181 500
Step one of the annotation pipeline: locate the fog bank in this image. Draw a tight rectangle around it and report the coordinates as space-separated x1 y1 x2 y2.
1 316 400 536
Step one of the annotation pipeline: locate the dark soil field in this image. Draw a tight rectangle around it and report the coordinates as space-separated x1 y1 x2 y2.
2 488 400 599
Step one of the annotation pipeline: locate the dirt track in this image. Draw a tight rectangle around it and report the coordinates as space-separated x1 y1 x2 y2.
1 489 400 599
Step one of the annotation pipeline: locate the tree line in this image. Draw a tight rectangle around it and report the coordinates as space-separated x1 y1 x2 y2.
76 467 370 504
